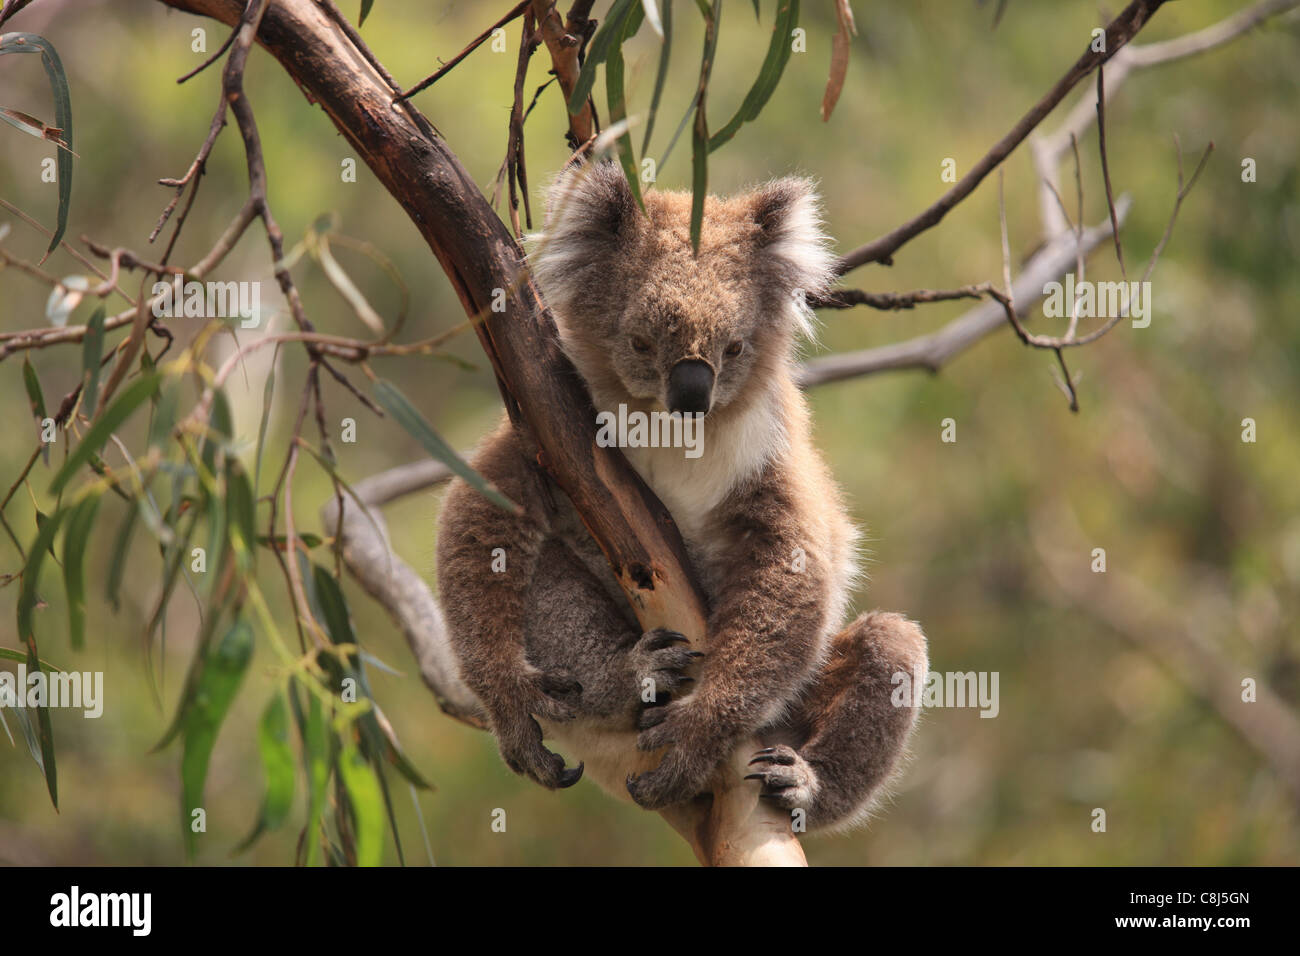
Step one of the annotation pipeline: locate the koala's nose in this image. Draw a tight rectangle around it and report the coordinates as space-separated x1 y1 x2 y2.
667 359 714 415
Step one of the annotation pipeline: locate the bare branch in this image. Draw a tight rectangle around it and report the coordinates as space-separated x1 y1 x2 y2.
799 199 1130 387
835 0 1170 272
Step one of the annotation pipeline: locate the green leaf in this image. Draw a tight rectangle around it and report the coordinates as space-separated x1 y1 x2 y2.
606 3 646 213
48 372 160 497
200 388 232 481
371 379 518 513
80 304 106 417
309 563 431 792
22 357 46 421
233 692 296 854
291 680 330 867
0 33 74 263
253 358 276 495
147 380 179 453
226 459 256 574
15 507 65 808
179 616 254 859
642 0 674 154
359 0 374 27
337 742 384 866
22 358 49 464
105 499 139 611
0 646 62 670
61 491 101 651
690 1 722 254
17 507 64 650
708 0 799 152
567 0 638 115
33 510 58 561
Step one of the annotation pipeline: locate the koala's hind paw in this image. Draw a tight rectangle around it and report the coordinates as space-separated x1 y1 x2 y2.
745 745 817 812
632 628 703 705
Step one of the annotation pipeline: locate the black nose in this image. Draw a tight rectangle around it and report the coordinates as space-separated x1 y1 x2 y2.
667 360 714 415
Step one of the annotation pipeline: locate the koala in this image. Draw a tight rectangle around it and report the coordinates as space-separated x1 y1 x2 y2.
435 161 928 832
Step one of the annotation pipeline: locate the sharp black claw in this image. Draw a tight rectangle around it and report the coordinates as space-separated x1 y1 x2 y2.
646 629 691 651
743 772 765 781
557 762 584 788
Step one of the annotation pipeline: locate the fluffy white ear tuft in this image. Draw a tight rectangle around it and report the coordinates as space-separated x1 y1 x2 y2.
525 161 640 316
748 177 837 341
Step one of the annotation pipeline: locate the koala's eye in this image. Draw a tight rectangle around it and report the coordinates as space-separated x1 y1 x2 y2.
631 335 653 354
725 340 744 357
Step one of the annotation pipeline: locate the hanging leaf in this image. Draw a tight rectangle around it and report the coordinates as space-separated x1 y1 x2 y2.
61 491 102 651
642 0 674 154
233 692 296 854
690 1 722 254
567 0 638 115
709 0 799 151
253 358 276 495
0 106 70 149
48 372 160 496
179 617 254 858
0 33 74 262
80 304 105 417
606 2 646 211
290 679 330 868
337 742 384 866
372 379 518 513
16 506 66 807
822 0 856 122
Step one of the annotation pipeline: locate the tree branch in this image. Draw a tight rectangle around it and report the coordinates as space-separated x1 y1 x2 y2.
800 197 1130 387
835 0 1168 273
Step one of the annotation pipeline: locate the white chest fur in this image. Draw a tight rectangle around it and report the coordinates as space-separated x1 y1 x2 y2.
617 392 787 548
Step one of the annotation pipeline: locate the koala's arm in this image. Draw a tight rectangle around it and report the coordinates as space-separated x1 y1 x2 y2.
628 465 832 808
436 420 583 789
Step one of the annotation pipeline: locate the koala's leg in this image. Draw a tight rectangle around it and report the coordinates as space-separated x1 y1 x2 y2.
748 611 928 832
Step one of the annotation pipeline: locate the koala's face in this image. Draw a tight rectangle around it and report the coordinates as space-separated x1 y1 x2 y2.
529 163 833 416
609 265 770 415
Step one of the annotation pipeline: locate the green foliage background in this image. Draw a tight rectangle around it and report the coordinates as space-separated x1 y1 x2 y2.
0 0 1296 865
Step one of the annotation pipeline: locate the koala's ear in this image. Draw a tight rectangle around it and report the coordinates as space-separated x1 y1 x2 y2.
747 177 836 301
543 160 641 243
529 161 641 312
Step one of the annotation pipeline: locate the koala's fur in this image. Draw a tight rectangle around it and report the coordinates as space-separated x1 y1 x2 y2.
435 161 928 831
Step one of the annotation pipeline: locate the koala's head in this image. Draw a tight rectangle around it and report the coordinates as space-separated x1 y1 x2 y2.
527 161 834 416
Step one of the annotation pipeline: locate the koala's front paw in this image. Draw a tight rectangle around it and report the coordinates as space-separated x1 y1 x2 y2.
745 745 817 812
631 628 703 705
491 668 585 789
625 748 716 810
495 711 584 790
625 700 720 809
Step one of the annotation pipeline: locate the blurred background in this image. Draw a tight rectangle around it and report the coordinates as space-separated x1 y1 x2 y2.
0 0 1296 865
